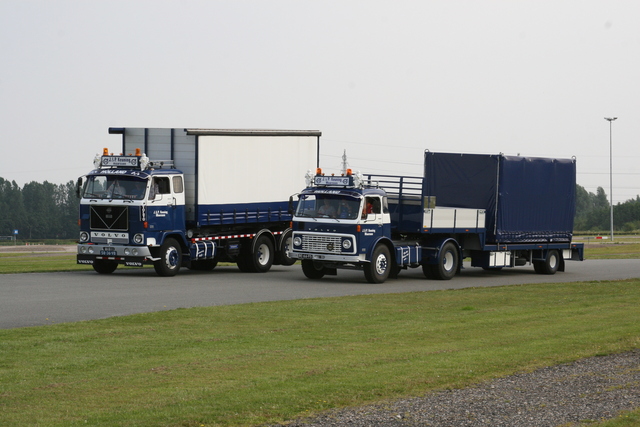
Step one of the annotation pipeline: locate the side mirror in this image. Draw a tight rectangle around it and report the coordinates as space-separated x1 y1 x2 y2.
288 196 295 215
75 177 84 198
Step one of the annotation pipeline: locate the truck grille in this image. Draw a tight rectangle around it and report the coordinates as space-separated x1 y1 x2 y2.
90 205 128 231
302 235 343 254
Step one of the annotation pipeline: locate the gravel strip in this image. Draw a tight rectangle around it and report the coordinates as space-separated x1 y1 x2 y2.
276 350 639 427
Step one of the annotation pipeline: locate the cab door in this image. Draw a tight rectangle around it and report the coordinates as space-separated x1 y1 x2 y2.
359 196 385 250
147 175 185 231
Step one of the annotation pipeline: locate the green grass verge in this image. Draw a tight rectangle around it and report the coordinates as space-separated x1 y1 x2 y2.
0 254 93 273
582 242 640 259
1 280 638 426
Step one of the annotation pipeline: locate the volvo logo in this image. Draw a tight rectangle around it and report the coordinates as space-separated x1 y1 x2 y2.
327 242 334 251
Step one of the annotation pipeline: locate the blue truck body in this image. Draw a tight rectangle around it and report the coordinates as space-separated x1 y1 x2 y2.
290 151 584 283
77 127 320 276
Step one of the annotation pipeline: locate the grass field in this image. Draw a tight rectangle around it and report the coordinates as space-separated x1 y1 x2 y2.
1 239 639 426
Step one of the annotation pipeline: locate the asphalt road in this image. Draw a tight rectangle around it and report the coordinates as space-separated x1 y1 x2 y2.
1 259 638 329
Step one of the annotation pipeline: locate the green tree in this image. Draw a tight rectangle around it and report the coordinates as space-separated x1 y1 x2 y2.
0 178 27 237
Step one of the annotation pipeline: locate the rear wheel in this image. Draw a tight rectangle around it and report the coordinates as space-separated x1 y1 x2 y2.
252 234 274 272
238 234 275 273
535 250 560 275
93 260 118 274
364 244 392 284
153 238 182 277
301 260 326 279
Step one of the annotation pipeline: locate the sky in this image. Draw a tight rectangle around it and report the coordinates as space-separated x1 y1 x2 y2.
1 0 638 204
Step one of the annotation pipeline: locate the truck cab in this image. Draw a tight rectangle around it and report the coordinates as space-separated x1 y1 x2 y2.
290 169 396 283
77 149 187 276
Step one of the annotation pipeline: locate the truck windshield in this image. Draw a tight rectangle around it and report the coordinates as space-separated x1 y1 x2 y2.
83 176 148 200
296 194 361 220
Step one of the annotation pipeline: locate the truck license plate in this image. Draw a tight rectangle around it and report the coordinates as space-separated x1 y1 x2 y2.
100 247 117 256
299 253 314 259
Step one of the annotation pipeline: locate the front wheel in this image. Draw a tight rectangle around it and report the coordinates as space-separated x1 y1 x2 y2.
153 238 182 277
364 244 392 284
301 260 326 279
93 260 118 274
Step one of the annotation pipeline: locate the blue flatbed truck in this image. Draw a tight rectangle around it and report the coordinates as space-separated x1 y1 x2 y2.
290 151 584 283
77 127 320 276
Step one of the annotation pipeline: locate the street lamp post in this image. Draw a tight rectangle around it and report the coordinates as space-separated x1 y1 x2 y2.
604 117 617 242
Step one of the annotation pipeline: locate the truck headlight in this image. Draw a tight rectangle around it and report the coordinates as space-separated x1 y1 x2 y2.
133 233 144 244
342 239 352 250
293 236 302 247
79 231 89 242
124 248 131 256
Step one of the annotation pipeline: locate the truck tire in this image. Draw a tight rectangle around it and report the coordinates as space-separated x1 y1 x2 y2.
301 259 326 279
364 244 391 284
188 259 218 271
429 241 459 280
238 234 275 273
276 229 296 266
93 260 118 274
153 238 182 277
535 249 560 275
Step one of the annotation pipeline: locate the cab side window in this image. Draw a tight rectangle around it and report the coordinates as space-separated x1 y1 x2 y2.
150 177 171 199
172 176 184 193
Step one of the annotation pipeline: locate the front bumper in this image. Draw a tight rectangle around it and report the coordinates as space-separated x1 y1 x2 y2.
290 251 365 263
77 243 156 267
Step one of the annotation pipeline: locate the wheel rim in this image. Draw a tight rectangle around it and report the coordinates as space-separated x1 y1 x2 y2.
257 243 271 266
166 247 179 268
375 253 388 275
443 251 454 272
548 253 558 269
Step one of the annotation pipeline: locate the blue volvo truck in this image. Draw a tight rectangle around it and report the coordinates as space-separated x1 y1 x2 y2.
290 151 584 283
77 127 320 276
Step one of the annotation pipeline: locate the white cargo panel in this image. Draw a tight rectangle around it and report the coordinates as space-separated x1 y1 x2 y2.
197 134 317 205
423 208 485 231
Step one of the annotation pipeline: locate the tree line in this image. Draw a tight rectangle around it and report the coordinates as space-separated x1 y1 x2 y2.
0 178 78 240
0 176 638 241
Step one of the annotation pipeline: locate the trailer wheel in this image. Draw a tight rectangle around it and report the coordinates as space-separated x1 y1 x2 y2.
536 250 560 275
429 241 459 280
301 260 326 279
93 260 118 274
276 229 296 266
153 238 182 277
364 244 391 284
